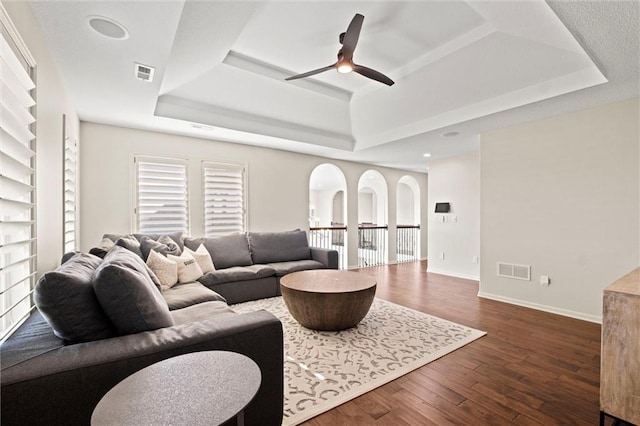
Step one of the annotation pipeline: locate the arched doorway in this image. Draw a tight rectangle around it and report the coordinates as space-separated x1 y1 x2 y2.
309 164 347 268
396 175 421 262
357 170 388 266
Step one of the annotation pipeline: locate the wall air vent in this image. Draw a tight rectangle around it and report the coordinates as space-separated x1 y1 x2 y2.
497 262 531 281
134 63 154 82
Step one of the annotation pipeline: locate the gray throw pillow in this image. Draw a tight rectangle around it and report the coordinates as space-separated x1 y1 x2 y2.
94 246 174 335
61 251 80 264
139 234 182 261
184 233 253 269
89 246 109 259
134 232 184 251
34 253 116 344
249 229 311 264
114 234 143 259
102 233 124 243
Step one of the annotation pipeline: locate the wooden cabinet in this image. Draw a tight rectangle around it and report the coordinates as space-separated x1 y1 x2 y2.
600 268 640 425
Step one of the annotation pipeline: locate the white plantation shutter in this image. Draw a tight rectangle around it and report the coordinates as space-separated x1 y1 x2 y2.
203 162 246 237
63 130 77 252
0 16 37 340
135 156 188 234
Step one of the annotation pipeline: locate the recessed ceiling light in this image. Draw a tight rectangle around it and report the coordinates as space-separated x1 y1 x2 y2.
442 131 459 138
88 16 128 40
423 153 432 158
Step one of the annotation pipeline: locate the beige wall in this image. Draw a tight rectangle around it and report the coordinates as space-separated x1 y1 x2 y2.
4 1 80 276
79 122 428 268
480 98 640 322
427 152 481 280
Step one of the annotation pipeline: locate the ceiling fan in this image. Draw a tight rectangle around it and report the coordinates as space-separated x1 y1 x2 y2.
285 13 394 86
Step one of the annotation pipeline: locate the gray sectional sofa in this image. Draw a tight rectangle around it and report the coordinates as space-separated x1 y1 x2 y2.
184 230 338 303
0 230 338 426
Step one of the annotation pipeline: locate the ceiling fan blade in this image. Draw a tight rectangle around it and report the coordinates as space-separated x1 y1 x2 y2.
341 14 364 60
353 64 395 86
285 64 336 81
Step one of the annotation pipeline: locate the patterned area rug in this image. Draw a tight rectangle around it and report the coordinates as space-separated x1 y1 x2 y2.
232 296 486 425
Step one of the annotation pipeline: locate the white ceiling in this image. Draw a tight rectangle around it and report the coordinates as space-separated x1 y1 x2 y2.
31 1 639 173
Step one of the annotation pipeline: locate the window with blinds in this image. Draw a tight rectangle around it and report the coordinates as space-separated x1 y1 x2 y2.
63 121 77 253
203 162 246 237
135 156 189 234
0 16 37 340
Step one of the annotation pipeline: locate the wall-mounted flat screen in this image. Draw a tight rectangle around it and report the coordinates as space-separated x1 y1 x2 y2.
434 202 450 213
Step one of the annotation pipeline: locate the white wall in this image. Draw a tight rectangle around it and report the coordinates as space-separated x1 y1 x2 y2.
358 191 375 223
397 183 415 225
427 152 480 280
79 122 428 268
480 98 640 322
309 188 336 227
332 191 344 224
358 171 388 226
4 2 80 276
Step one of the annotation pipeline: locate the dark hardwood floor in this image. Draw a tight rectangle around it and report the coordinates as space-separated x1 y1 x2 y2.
303 260 609 425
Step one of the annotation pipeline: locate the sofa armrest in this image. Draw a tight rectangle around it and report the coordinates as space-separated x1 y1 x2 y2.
310 247 339 269
1 310 283 426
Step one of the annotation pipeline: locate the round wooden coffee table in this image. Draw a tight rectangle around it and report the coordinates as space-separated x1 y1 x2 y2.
280 270 376 331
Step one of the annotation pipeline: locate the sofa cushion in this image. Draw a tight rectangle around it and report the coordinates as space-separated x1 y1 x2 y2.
0 311 64 370
60 251 81 264
89 247 109 259
170 301 236 325
94 246 174 335
184 244 215 274
267 260 326 277
139 235 181 261
89 238 115 259
34 253 116 344
114 234 143 259
184 234 252 270
103 233 124 243
162 282 227 310
198 264 276 287
134 231 185 251
146 249 178 290
167 251 203 283
249 230 311 264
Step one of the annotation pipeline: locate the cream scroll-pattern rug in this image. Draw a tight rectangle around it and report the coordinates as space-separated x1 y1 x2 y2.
232 296 486 425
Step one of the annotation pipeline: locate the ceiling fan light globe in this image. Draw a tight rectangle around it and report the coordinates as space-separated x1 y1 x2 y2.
337 63 353 74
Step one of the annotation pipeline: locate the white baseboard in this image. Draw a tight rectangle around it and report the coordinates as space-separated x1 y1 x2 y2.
477 291 602 324
347 258 428 270
426 268 479 281
385 257 428 266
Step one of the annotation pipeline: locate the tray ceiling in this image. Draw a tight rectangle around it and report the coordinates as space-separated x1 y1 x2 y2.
30 0 638 172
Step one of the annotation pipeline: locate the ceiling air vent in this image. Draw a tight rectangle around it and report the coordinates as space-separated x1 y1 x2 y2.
497 262 531 281
134 63 154 82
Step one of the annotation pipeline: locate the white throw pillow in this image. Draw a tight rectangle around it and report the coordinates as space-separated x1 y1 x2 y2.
168 251 204 283
146 249 178 290
184 244 215 274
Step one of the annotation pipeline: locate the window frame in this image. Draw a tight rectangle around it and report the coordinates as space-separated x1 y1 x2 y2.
0 4 38 341
62 115 77 253
133 154 190 235
202 161 248 237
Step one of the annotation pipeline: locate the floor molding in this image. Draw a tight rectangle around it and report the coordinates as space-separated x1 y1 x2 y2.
426 267 479 281
477 291 602 324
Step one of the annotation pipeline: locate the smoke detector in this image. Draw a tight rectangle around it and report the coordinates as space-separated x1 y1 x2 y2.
134 63 155 82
